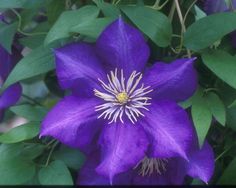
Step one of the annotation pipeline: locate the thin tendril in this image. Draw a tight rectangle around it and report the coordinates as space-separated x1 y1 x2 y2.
11 8 47 36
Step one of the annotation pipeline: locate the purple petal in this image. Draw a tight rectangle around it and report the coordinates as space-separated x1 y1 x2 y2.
40 95 102 149
0 45 11 83
77 151 110 185
187 142 215 183
0 83 22 108
143 58 197 102
77 150 132 185
141 100 194 159
96 18 150 76
96 120 149 182
204 0 227 14
54 42 105 93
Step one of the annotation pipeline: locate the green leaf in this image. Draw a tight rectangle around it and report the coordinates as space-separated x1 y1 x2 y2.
0 122 39 143
184 12 236 51
228 99 236 108
10 104 47 121
0 144 36 185
21 143 45 159
191 178 205 185
44 5 99 45
218 157 236 184
70 17 115 39
122 6 172 47
0 0 45 9
53 146 85 170
38 160 73 185
191 90 212 146
0 144 24 160
194 5 206 20
93 0 120 17
227 106 236 131
202 50 236 90
19 22 50 49
206 92 226 126
19 35 45 49
0 157 36 185
47 0 65 25
179 96 193 109
0 22 18 53
2 45 54 90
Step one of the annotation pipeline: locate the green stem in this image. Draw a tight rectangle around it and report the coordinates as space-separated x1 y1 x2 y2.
45 141 59 167
168 0 176 22
174 0 191 57
183 0 197 23
17 30 47 36
172 34 182 38
46 139 57 147
203 88 218 93
11 8 47 36
148 0 169 10
22 94 43 106
215 145 234 161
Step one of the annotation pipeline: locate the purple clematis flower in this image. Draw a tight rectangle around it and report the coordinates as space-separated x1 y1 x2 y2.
203 0 236 47
77 141 214 185
0 46 22 121
40 18 198 181
203 0 236 14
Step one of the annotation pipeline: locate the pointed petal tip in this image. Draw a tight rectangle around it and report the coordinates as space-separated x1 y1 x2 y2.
118 15 122 20
182 152 189 162
186 56 197 64
95 166 114 184
38 133 43 139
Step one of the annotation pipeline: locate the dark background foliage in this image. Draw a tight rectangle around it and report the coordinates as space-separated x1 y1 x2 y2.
0 0 236 185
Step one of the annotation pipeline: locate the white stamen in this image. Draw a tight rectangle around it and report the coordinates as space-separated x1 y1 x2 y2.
94 69 153 124
134 157 168 176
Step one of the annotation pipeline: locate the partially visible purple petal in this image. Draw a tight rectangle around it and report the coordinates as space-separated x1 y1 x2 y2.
0 109 4 122
0 14 4 22
0 83 22 108
77 151 132 185
0 45 11 83
54 42 105 93
96 120 149 182
187 142 215 183
40 95 102 149
96 18 150 76
230 31 236 48
143 58 197 102
133 158 187 185
77 151 110 185
204 0 227 14
133 172 168 185
165 157 187 184
232 0 236 10
141 100 194 159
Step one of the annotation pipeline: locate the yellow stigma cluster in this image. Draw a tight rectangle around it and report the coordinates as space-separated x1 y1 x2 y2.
116 92 129 104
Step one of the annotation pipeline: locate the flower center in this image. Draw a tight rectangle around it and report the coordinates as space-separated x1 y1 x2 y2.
134 156 168 176
94 69 153 124
116 92 128 104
